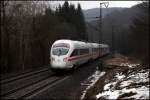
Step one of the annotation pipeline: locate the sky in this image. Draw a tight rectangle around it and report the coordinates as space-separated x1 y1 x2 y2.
48 1 142 10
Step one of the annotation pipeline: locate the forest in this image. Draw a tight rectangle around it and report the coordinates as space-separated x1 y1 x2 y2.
1 1 149 73
1 1 87 73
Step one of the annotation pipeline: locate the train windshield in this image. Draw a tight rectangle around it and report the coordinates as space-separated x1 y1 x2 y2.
52 48 69 56
52 43 70 56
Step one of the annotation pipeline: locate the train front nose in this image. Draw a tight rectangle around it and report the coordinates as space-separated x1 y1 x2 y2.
51 57 66 68
51 56 73 69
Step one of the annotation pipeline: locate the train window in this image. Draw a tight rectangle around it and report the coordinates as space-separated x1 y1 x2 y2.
52 48 69 56
70 49 79 57
53 43 70 48
79 49 89 55
93 48 99 52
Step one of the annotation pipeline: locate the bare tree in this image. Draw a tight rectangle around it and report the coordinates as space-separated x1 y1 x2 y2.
1 0 11 72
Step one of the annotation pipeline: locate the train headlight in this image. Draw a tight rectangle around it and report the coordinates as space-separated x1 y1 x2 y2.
63 57 68 62
51 57 55 61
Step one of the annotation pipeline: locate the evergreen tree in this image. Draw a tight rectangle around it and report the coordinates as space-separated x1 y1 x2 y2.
55 7 59 16
62 1 69 22
68 4 76 24
76 3 86 40
58 4 62 17
55 2 87 41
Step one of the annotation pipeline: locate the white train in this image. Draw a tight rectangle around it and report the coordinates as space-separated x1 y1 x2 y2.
50 39 109 70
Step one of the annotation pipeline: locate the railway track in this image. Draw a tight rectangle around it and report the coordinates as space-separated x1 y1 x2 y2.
1 56 110 99
1 68 49 84
1 66 69 99
0 67 47 80
1 70 51 96
22 76 68 99
2 75 68 99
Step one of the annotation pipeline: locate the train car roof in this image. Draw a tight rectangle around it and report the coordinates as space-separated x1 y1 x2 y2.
52 39 108 48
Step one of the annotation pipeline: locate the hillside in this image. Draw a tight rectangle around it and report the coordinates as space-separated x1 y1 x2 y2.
83 7 125 22
85 5 143 51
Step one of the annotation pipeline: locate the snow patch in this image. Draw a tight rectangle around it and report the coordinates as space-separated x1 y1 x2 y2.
96 88 121 99
127 70 149 83
104 81 117 91
96 69 149 99
120 80 133 87
115 73 125 80
80 70 106 99
120 63 140 68
96 86 149 99
124 86 149 99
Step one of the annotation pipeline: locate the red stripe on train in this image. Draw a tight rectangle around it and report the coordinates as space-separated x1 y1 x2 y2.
67 51 105 61
68 54 91 61
67 52 104 61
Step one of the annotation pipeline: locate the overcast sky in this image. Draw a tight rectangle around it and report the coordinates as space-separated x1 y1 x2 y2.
49 1 141 10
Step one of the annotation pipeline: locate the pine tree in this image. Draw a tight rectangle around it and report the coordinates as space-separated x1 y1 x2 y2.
55 2 87 41
58 4 62 17
76 3 86 40
62 1 69 22
68 4 76 24
55 7 59 16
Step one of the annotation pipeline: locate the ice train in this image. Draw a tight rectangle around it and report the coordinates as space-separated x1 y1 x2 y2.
50 39 109 70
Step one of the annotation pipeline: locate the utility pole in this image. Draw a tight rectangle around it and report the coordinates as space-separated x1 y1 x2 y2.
111 25 114 54
99 2 109 57
99 3 102 43
97 2 109 71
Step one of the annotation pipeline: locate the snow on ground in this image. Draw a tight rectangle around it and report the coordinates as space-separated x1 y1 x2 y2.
96 85 149 99
96 65 149 99
80 69 105 99
120 63 140 68
115 73 125 80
